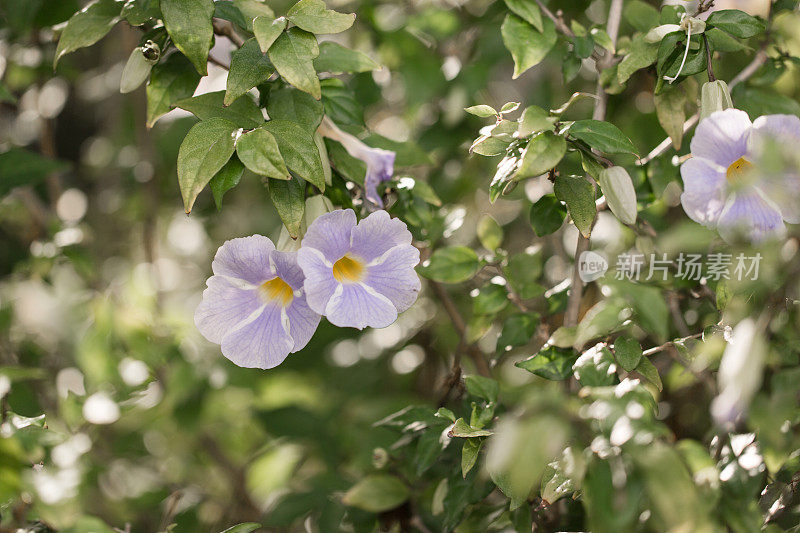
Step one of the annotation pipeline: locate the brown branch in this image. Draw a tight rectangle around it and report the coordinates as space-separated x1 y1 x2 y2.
533 0 604 63
212 19 245 47
565 0 623 327
428 281 491 377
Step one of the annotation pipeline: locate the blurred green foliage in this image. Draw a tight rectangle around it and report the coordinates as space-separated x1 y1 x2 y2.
1 0 800 532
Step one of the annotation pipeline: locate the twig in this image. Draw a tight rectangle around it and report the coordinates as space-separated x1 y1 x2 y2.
428 281 491 377
208 54 231 70
212 19 245 47
642 332 702 357
703 34 716 81
532 0 603 63
564 0 623 327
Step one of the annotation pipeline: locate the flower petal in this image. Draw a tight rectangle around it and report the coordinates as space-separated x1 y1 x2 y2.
302 209 357 262
717 188 785 243
690 109 752 168
297 247 338 315
680 157 728 225
750 114 800 145
350 210 414 262
285 296 321 352
365 245 421 313
194 276 262 344
270 250 305 289
325 283 398 329
220 303 294 369
363 148 395 207
748 114 800 223
212 235 275 285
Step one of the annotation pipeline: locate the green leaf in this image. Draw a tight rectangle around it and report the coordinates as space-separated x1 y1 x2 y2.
146 52 201 127
614 335 643 372
518 105 553 136
0 82 16 104
733 85 800 118
477 215 503 250
420 246 481 283
464 375 499 403
465 105 497 118
568 120 637 155
225 38 274 106
621 284 668 341
269 27 321 99
500 101 520 113
504 251 543 299
654 84 686 150
253 15 286 53
54 0 122 67
220 524 262 533
313 41 379 73
574 299 628 348
462 438 483 478
472 283 508 316
501 14 556 79
269 176 305 238
209 156 245 210
529 194 566 236
160 0 214 75
573 346 617 387
234 0 274 22
266 87 324 130
553 175 596 238
504 0 543 32
321 78 362 125
286 0 355 34
236 128 290 180
496 314 538 352
342 475 409 513
0 149 69 196
706 9 765 39
515 346 578 380
451 418 493 438
214 1 250 31
177 117 238 213
122 0 161 26
656 33 707 88
635 356 662 391
173 91 264 129
261 119 325 189
705 27 749 52
617 34 658 84
623 0 660 33
516 132 566 179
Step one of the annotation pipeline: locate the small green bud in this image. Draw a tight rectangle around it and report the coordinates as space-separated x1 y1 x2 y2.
598 166 637 225
700 80 734 121
120 48 154 94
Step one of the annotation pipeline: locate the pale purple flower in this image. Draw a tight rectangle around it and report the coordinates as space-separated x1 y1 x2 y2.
296 209 420 329
680 109 800 242
195 235 320 369
318 116 396 207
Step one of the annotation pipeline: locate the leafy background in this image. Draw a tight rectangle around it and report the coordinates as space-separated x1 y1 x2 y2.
1 0 800 532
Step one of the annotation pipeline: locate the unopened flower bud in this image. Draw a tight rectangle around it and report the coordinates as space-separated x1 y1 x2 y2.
700 80 733 121
598 166 637 225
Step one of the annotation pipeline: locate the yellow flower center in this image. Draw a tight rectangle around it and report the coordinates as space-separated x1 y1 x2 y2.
726 157 754 184
332 254 365 283
259 277 294 306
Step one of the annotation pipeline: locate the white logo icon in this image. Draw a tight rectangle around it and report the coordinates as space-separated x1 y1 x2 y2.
578 251 608 282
